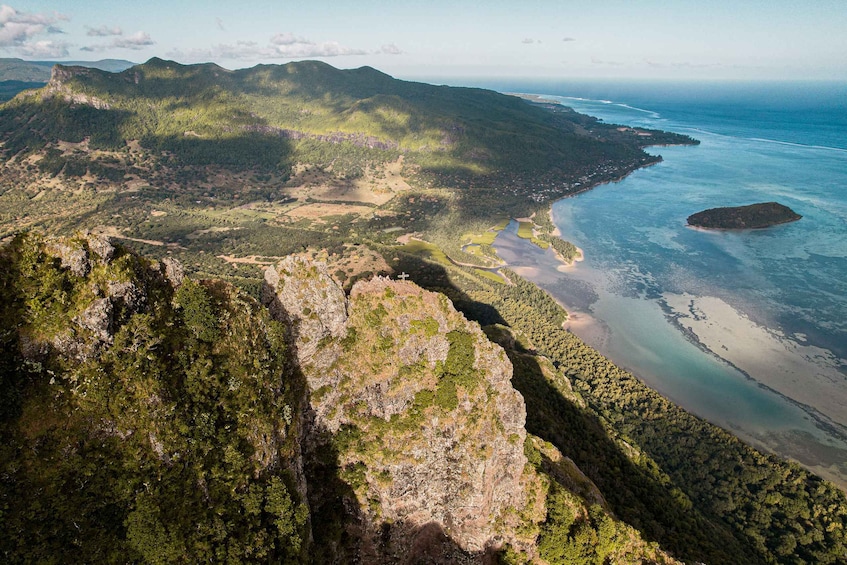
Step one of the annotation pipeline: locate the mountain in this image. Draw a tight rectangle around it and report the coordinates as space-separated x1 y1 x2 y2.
0 57 693 186
0 57 136 82
0 233 683 563
0 58 136 101
0 60 845 563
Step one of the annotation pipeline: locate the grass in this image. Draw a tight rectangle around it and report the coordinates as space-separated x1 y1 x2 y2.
516 221 535 240
516 220 550 250
398 239 452 267
472 268 506 284
464 231 498 246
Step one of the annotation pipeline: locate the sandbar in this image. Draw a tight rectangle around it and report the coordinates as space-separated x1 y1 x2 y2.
662 293 847 430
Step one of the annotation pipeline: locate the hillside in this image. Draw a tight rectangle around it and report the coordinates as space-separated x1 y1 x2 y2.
0 60 845 563
0 233 685 563
0 57 695 186
0 58 696 279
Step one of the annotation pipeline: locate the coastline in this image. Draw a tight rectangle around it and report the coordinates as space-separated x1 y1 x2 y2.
490 165 847 487
493 89 847 487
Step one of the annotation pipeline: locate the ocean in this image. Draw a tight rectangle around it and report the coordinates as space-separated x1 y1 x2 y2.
483 79 847 486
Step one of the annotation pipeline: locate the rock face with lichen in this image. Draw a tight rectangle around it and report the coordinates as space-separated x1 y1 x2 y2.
263 257 540 561
11 233 179 362
262 255 348 366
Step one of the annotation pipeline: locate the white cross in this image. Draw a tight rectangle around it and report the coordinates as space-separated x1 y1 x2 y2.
397 272 409 281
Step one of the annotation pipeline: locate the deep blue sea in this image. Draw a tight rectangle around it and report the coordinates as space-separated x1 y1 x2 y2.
478 79 847 485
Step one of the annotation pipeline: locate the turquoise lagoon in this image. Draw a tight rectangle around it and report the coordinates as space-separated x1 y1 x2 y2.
489 80 847 485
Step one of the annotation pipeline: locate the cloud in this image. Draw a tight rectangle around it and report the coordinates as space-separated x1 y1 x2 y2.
0 4 67 52
644 58 720 69
19 39 69 58
270 32 311 46
86 25 122 37
170 33 369 61
562 36 575 42
82 30 154 52
591 56 624 66
113 31 154 50
272 41 366 58
377 43 402 55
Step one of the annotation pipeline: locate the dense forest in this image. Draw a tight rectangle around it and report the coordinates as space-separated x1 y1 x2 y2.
687 201 802 229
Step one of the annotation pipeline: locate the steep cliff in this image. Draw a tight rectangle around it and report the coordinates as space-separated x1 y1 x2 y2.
263 257 541 561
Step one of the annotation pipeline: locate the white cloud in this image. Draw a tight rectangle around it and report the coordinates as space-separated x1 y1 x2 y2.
377 43 402 55
270 32 311 46
270 39 366 58
170 33 369 61
86 25 122 37
19 39 69 58
82 30 154 52
0 4 67 53
113 31 154 50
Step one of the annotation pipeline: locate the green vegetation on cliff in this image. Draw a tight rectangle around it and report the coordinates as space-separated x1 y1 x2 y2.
0 234 309 563
404 257 847 564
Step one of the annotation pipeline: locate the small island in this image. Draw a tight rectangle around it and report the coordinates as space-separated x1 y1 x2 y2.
687 202 802 229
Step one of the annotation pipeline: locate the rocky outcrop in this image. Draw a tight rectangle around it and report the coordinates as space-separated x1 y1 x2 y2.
264 258 539 561
20 233 178 362
262 255 348 367
47 239 91 277
43 66 112 109
160 256 185 288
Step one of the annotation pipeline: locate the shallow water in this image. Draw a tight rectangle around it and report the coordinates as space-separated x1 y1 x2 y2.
492 81 847 485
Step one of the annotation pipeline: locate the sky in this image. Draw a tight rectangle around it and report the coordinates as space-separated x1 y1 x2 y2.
3 1 846 81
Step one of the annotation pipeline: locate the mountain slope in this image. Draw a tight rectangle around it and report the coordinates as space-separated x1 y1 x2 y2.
0 57 691 182
0 234 685 563
0 233 310 562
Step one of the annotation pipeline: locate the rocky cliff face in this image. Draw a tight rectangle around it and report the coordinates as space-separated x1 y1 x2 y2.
17 233 153 362
43 65 111 109
263 257 542 561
